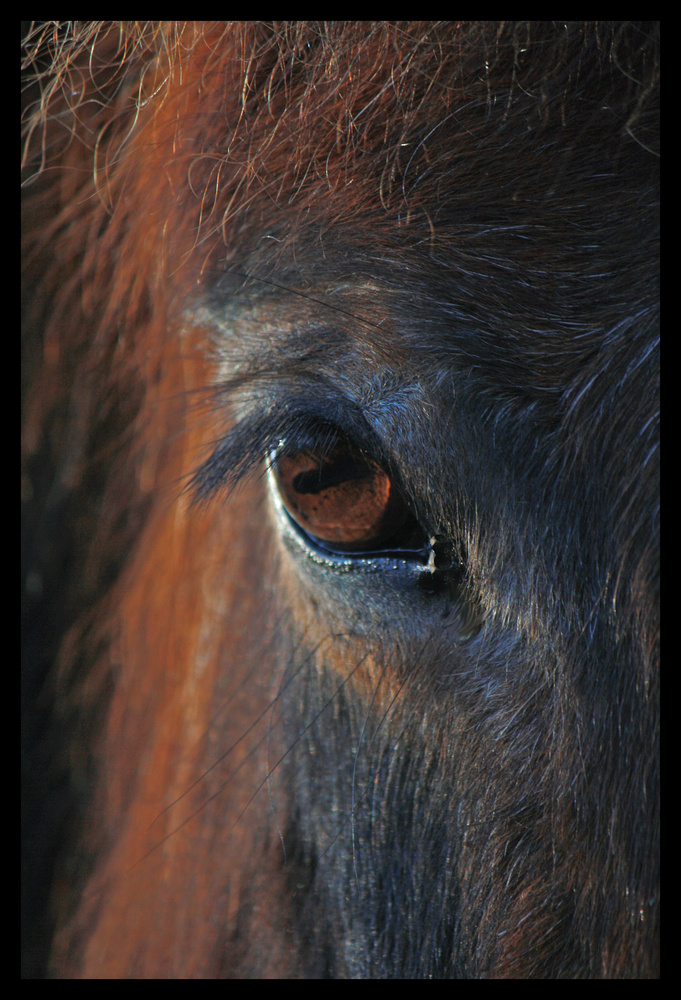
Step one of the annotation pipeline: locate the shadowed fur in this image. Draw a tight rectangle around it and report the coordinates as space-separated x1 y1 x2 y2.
22 21 659 978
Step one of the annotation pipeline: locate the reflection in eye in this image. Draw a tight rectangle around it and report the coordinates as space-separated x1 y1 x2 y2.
270 442 420 553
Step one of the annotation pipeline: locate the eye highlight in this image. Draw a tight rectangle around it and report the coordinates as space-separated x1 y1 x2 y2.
270 440 423 555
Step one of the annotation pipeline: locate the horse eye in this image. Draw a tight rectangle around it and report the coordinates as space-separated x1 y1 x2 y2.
270 443 419 554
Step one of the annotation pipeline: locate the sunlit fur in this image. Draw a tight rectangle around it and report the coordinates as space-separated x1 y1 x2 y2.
22 22 659 978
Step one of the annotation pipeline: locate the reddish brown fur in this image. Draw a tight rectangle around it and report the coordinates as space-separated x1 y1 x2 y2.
22 22 659 978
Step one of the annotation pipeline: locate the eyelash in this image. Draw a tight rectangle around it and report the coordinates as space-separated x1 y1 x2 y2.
188 405 374 506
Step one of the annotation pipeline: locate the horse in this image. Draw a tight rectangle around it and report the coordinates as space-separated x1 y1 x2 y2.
21 22 659 978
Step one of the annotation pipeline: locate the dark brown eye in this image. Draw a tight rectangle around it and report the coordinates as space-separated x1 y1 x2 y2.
271 442 416 553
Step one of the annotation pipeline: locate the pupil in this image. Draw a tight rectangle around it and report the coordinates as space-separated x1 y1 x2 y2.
292 455 372 495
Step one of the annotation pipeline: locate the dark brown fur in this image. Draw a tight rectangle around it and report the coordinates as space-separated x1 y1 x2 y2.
22 22 659 978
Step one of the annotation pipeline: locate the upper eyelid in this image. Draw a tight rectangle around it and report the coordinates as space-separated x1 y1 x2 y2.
273 421 367 458
234 386 381 455
188 403 381 504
